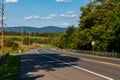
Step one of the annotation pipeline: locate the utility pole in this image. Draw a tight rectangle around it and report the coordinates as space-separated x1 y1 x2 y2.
1 0 4 53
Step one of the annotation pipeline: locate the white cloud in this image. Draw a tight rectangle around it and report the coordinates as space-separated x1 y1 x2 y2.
33 16 40 19
49 14 57 17
24 16 32 20
41 14 57 20
24 14 57 20
61 22 69 26
24 16 40 20
42 16 52 20
56 0 72 2
60 12 77 18
53 22 70 27
70 14 77 18
5 0 18 3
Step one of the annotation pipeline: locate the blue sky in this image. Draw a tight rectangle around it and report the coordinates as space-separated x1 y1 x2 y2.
1 0 90 28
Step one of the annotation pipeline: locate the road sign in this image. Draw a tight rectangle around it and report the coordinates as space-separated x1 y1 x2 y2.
91 41 95 53
91 41 95 46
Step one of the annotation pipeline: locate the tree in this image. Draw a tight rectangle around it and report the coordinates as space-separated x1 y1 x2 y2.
55 0 120 52
65 25 76 48
78 0 120 52
12 43 19 50
70 29 92 50
54 25 76 49
55 33 67 49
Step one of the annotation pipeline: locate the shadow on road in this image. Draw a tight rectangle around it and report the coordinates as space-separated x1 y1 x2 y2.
20 52 80 80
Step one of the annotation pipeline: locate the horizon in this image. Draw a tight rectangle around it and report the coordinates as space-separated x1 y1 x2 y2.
0 25 68 33
1 25 75 28
3 24 78 28
1 0 90 28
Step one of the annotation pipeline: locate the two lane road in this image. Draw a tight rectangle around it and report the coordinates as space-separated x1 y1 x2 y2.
20 48 120 80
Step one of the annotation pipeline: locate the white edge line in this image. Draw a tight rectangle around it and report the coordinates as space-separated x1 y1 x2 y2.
35 50 114 80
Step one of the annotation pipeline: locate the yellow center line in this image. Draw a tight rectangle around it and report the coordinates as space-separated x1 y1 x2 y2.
44 49 120 67
80 57 120 67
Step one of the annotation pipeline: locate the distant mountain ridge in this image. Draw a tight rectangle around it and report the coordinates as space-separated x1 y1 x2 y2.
0 26 67 33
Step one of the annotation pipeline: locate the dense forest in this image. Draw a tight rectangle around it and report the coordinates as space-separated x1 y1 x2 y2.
54 0 120 52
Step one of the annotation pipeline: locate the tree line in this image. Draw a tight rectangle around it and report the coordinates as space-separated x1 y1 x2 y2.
54 0 120 53
0 30 60 37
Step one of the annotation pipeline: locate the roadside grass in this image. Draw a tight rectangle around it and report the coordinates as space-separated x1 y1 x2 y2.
44 44 52 48
16 41 39 52
0 55 20 80
0 35 43 53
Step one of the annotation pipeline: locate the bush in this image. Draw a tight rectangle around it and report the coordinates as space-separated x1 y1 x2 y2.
12 43 19 50
4 39 14 47
23 37 33 45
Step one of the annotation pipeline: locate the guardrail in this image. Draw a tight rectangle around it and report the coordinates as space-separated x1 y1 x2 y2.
56 48 120 58
71 50 120 57
0 53 9 63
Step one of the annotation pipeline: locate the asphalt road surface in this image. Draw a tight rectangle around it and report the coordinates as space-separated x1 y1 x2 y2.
20 48 120 80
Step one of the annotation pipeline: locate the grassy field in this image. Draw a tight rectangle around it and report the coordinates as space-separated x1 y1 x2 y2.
0 35 53 53
0 35 43 53
2 35 47 39
0 55 20 80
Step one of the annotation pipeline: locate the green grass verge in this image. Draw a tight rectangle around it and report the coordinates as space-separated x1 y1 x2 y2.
0 55 20 80
44 44 52 48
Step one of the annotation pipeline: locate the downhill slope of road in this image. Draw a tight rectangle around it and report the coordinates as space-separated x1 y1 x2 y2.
20 48 120 80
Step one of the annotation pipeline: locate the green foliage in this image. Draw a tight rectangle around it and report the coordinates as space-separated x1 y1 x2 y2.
55 0 120 53
0 55 20 80
4 39 19 51
23 37 33 45
4 39 14 47
78 0 120 52
55 33 67 49
12 43 19 50
55 25 76 49
71 29 92 50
